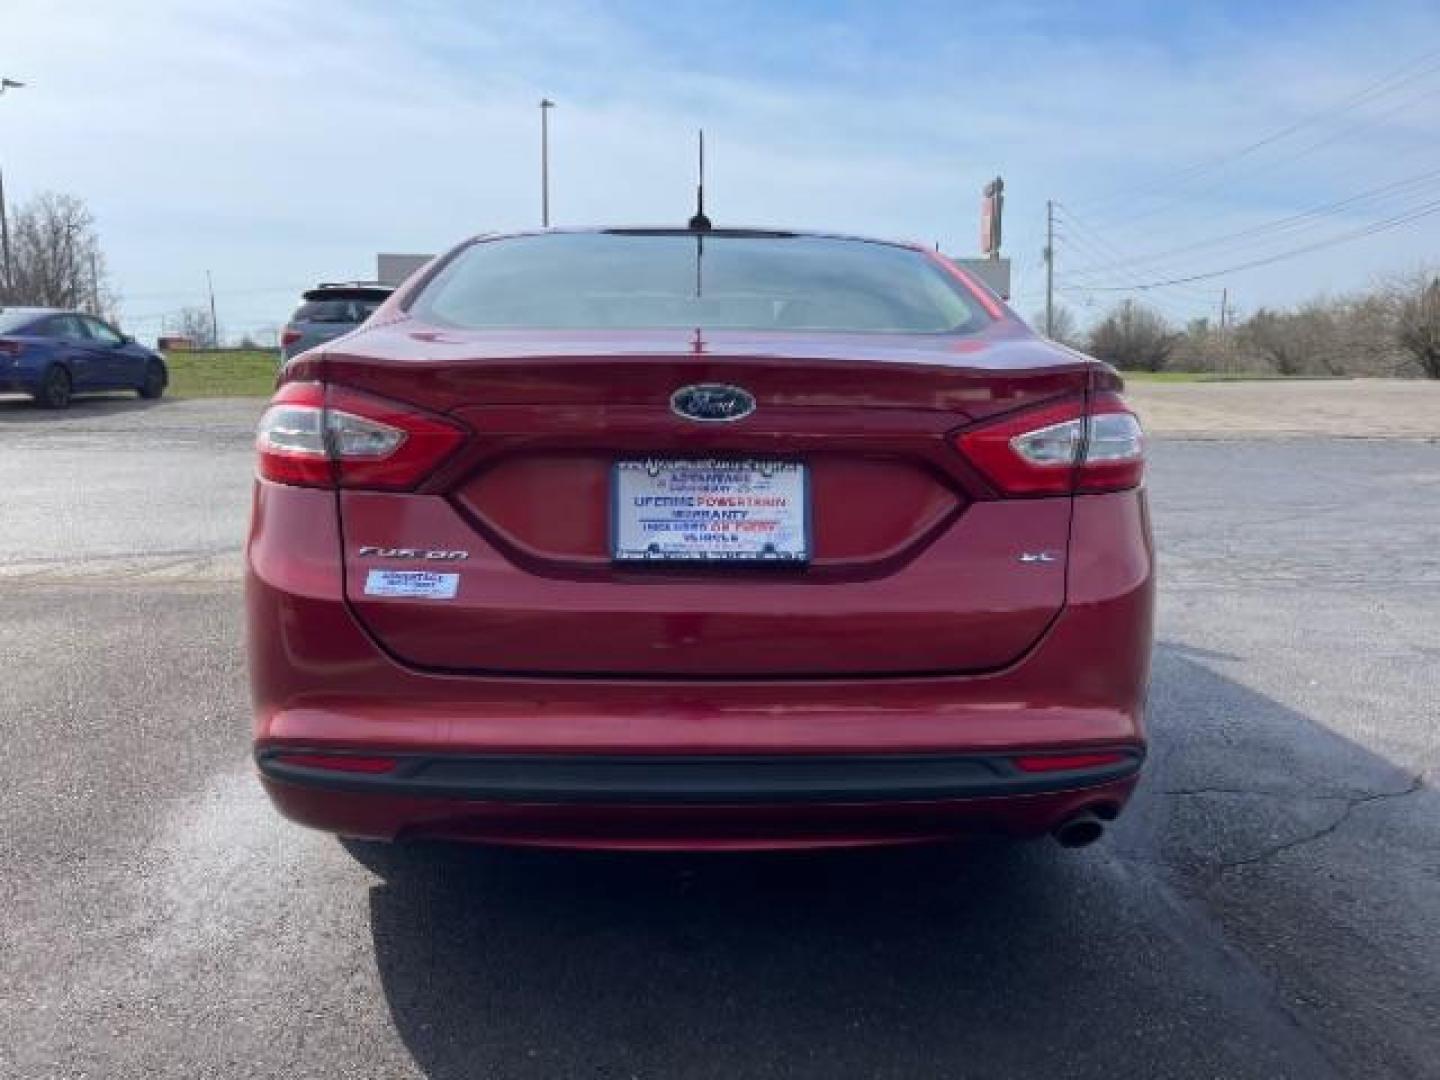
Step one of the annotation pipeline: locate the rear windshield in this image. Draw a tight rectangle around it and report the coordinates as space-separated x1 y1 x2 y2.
409 233 989 334
292 299 383 324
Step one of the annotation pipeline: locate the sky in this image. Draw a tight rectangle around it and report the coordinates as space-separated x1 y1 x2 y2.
3 0 1439 341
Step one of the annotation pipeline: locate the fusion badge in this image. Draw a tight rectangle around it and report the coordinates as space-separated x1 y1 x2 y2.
357 546 469 561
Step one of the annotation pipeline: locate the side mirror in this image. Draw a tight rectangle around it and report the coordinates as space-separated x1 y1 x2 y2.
118 334 134 346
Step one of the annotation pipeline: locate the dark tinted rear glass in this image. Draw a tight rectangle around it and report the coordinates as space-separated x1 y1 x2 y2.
409 233 988 334
292 299 382 324
40 315 88 340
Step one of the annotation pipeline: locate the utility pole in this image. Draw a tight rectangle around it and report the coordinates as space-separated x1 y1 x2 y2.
539 98 555 228
1044 199 1055 337
0 165 10 299
89 250 100 315
206 270 218 348
1219 286 1231 373
0 76 27 298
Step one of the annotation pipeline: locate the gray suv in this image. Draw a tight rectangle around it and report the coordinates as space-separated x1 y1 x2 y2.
280 283 393 363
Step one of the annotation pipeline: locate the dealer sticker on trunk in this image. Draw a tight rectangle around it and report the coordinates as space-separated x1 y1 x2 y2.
363 569 460 600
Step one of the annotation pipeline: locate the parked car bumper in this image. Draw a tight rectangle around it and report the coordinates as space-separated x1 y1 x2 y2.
0 368 42 394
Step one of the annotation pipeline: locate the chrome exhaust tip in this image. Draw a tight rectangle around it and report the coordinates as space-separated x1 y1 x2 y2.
1053 811 1106 849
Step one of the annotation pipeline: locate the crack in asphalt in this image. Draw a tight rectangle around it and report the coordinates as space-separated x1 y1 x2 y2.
1160 786 1398 800
1203 776 1427 880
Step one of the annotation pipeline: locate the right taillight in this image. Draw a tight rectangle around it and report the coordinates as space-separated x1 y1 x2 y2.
255 381 466 490
1075 400 1146 492
955 392 1144 496
0 337 24 357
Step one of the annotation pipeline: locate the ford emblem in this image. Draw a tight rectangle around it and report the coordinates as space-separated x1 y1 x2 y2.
670 384 756 423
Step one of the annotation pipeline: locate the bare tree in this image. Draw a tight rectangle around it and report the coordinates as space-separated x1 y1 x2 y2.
1086 301 1177 372
1067 272 1436 379
1243 308 1306 375
3 191 114 314
1030 304 1080 348
171 305 217 348
1392 273 1440 379
1242 302 1350 376
1167 316 1232 373
1335 293 1402 376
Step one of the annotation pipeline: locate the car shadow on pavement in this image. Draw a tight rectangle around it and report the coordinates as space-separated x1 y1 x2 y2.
357 644 1434 1080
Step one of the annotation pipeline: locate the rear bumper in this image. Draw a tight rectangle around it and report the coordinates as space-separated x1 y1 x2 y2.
247 481 1154 849
258 750 1141 849
257 748 1142 804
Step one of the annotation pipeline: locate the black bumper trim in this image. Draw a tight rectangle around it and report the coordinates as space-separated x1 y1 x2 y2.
256 749 1143 805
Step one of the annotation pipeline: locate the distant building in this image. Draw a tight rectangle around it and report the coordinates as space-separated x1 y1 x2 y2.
157 334 196 351
376 253 434 288
949 257 1012 300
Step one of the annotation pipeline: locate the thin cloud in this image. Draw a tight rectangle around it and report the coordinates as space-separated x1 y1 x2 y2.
3 0 1437 335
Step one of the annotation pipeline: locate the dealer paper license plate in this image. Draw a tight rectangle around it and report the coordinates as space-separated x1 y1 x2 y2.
612 458 810 563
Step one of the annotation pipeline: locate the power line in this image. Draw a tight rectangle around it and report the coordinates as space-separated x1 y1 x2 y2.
1058 165 1440 281
1072 45 1440 216
1055 276 1214 320
1068 196 1440 291
117 281 311 302
1095 80 1440 234
1050 211 1223 303
1046 215 1221 321
1054 223 1222 299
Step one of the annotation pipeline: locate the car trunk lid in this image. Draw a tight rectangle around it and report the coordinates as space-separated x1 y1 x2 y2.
329 324 1089 677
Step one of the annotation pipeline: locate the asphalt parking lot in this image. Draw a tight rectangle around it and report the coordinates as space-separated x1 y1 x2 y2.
2 396 1437 1079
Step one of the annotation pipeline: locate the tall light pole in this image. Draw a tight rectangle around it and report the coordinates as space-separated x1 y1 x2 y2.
0 164 10 299
1044 199 1055 338
539 98 555 228
0 77 26 298
206 270 219 348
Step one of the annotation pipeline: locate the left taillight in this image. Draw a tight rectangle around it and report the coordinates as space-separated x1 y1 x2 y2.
255 381 466 490
955 392 1145 496
0 337 24 357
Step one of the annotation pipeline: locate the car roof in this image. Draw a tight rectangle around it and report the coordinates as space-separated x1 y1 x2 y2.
301 283 394 302
0 306 64 317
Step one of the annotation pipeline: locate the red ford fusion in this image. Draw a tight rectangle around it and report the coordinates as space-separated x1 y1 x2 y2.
247 228 1154 852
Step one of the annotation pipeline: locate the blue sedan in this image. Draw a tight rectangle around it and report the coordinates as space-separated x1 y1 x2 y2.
0 307 168 408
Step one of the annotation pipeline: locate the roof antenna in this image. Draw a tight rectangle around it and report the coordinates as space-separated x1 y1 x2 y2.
688 129 712 231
